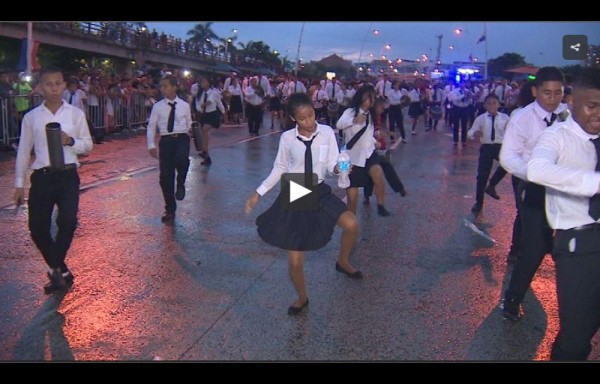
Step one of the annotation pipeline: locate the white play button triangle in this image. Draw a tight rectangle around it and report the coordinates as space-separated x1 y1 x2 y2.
289 180 312 203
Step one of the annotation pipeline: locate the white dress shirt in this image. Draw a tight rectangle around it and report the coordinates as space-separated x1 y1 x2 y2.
499 100 568 181
336 107 376 167
375 80 391 98
146 96 192 150
325 82 342 102
312 89 328 108
256 124 339 196
15 101 93 188
62 88 87 112
408 89 421 103
244 86 264 106
388 89 403 106
193 89 225 114
527 114 600 229
468 111 510 144
449 88 471 108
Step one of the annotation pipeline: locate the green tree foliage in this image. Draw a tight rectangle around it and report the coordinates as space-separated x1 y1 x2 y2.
488 52 527 79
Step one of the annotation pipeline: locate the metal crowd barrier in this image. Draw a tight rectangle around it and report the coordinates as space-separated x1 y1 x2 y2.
0 93 152 148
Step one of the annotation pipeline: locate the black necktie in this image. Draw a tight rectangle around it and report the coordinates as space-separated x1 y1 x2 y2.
589 138 600 221
490 114 496 142
298 136 316 187
544 113 557 127
69 92 74 105
167 101 176 133
332 84 335 99
382 81 386 98
202 92 208 113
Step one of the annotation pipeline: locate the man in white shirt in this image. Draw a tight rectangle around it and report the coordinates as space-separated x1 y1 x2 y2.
375 74 391 128
467 94 509 213
14 67 93 293
499 66 568 322
62 79 87 113
527 67 600 360
147 75 193 223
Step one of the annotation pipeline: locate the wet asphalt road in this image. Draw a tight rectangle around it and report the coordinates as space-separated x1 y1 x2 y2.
0 114 598 361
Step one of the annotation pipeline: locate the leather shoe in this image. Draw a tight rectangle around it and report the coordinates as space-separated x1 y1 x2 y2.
175 184 185 201
43 268 67 294
287 299 309 315
471 203 482 214
161 211 175 223
485 185 500 200
377 204 391 217
501 298 523 322
335 262 363 279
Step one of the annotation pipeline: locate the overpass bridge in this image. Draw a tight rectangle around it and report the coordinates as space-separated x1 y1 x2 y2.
0 22 243 75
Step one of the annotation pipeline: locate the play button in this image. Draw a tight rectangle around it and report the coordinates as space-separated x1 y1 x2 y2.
280 173 318 211
289 180 312 203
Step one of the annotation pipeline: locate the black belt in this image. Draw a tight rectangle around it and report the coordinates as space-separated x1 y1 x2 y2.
35 163 77 173
161 133 188 138
559 223 600 232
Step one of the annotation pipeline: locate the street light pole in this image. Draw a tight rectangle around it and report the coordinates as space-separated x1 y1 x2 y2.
224 28 237 62
294 22 305 76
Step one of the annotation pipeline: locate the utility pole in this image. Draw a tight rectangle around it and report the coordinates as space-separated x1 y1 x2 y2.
483 22 488 80
435 34 443 64
27 22 33 75
294 22 305 76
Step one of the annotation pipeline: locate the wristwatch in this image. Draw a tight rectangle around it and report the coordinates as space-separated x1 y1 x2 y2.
68 137 75 146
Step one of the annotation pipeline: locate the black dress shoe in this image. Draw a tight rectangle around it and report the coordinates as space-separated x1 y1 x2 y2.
485 185 500 200
335 262 363 279
501 298 523 322
471 203 482 214
175 184 185 201
161 211 175 223
377 204 391 217
287 299 309 315
43 268 67 294
399 188 407 197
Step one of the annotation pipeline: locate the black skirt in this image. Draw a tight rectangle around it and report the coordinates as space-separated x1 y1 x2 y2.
348 153 381 188
199 110 221 129
408 101 423 118
230 95 243 114
269 96 282 111
256 182 348 252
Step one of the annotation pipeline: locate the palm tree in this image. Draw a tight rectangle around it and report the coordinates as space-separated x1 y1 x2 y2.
186 22 219 54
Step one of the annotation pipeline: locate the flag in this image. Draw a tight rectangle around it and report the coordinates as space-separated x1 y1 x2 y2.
17 38 27 71
31 40 41 71
16 39 41 72
476 34 486 44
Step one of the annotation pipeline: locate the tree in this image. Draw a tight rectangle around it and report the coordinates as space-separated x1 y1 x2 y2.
0 37 21 70
487 52 528 79
186 22 219 54
36 45 96 74
560 64 585 83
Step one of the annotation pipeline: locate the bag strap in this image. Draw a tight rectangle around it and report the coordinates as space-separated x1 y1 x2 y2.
346 113 370 150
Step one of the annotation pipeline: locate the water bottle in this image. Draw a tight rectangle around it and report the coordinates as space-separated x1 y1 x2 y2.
46 122 65 170
337 146 351 188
